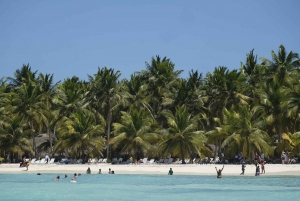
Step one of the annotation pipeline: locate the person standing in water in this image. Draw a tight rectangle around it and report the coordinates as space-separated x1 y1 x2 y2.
215 165 224 178
86 167 91 174
168 168 173 175
255 163 260 176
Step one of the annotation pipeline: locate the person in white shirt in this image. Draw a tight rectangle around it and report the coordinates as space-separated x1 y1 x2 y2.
45 154 50 163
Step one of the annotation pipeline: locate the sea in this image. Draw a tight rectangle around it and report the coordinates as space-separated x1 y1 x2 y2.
0 174 299 201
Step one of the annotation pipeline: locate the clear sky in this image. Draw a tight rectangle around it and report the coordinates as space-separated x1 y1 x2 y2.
1 0 300 83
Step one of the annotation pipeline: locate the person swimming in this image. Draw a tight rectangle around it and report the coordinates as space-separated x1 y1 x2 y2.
86 167 91 174
215 165 224 178
53 175 60 181
70 178 77 183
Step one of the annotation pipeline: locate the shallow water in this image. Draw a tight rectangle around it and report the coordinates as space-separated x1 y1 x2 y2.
0 174 299 201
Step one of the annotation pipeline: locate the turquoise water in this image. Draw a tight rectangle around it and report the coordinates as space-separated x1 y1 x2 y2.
0 174 299 201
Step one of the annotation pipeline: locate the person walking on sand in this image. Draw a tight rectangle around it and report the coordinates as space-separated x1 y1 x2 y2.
215 165 224 178
240 163 246 175
22 161 30 171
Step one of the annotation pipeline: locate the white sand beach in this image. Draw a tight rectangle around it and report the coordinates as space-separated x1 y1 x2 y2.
1 163 300 176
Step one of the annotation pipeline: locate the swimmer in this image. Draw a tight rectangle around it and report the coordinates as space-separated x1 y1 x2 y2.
65 174 68 178
74 173 77 177
53 175 60 181
86 167 91 174
215 165 224 178
78 173 81 176
70 178 77 183
98 169 102 174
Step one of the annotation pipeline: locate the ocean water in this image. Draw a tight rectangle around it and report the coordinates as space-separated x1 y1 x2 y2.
0 174 299 201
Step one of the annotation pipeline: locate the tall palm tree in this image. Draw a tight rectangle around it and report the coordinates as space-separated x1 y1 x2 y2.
205 67 249 121
37 73 60 156
160 105 210 164
87 67 127 160
6 64 37 89
220 106 273 159
241 49 265 100
124 74 151 112
254 81 289 142
260 44 300 85
110 107 160 160
10 78 47 157
139 56 183 120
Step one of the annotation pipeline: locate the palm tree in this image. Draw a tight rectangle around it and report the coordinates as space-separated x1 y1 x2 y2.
139 56 183 120
205 67 249 121
254 81 289 142
160 105 210 164
56 76 88 118
220 106 273 159
241 49 265 100
37 73 60 157
55 111 106 158
260 44 300 85
87 67 127 160
110 107 160 160
6 64 37 89
162 70 207 128
0 115 33 161
124 74 151 112
10 78 47 157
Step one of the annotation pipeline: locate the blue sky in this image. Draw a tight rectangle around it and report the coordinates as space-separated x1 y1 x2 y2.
1 0 300 83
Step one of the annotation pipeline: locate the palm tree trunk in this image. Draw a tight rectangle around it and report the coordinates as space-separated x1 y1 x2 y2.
106 105 112 160
180 143 186 164
48 127 53 157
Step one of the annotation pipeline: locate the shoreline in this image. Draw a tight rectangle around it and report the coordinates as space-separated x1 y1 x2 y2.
1 163 300 176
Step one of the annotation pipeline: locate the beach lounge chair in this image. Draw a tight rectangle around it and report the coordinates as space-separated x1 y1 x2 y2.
194 158 201 164
148 159 155 165
142 158 148 164
49 158 55 164
98 158 103 163
167 158 173 164
102 158 107 163
40 159 46 164
30 158 36 164
34 160 40 164
117 158 123 164
157 158 164 164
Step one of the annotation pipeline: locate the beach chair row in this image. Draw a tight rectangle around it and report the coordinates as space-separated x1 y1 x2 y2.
29 158 55 164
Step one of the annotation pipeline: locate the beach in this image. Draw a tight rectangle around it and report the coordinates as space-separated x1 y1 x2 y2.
1 163 300 176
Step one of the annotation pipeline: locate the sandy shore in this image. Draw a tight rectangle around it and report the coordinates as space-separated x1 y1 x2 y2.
1 163 300 176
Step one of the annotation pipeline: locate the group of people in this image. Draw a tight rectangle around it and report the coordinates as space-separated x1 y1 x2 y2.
85 167 115 174
53 173 81 183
